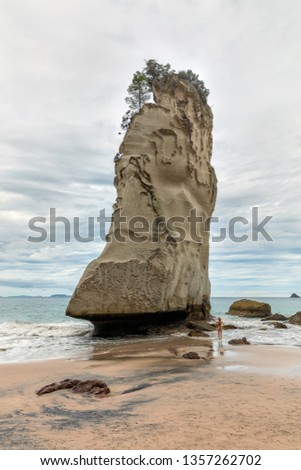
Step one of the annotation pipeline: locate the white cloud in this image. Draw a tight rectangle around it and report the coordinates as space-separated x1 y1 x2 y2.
0 0 301 296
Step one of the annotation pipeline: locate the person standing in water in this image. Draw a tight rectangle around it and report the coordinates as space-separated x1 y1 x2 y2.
216 316 224 341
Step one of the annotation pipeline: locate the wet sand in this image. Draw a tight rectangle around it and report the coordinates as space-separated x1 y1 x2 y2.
0 338 301 450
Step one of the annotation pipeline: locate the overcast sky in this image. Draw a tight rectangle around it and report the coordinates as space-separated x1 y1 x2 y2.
1 0 301 297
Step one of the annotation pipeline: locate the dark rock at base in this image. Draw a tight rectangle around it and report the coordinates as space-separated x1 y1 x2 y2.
91 310 190 337
187 321 238 332
142 320 188 336
36 379 110 398
290 293 300 298
270 322 288 329
228 299 271 318
188 330 209 337
228 337 250 345
186 321 215 332
182 351 201 359
261 314 288 322
288 312 301 325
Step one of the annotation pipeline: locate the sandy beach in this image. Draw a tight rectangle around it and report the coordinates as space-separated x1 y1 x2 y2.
1 337 301 450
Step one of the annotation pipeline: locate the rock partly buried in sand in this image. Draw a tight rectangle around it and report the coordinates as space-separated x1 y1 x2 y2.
228 337 250 345
182 351 201 359
228 299 271 318
288 312 301 325
261 313 288 322
270 322 288 329
66 74 217 336
72 380 110 397
36 379 80 395
36 379 110 398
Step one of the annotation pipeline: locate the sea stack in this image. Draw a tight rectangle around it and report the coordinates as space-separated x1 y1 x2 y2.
66 74 217 335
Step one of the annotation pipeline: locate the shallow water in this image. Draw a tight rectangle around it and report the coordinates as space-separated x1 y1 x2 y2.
0 297 300 363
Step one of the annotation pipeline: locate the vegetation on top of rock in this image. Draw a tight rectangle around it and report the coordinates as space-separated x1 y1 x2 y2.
143 59 174 86
121 59 210 130
178 69 210 103
125 71 151 113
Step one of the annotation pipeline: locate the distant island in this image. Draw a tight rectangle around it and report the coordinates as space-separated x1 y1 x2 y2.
290 293 300 298
50 294 70 298
1 294 70 299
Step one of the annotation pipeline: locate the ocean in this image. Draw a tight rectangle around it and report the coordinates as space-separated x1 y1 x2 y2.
0 297 300 363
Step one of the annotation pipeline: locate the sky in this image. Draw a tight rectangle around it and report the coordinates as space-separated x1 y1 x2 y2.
0 0 301 297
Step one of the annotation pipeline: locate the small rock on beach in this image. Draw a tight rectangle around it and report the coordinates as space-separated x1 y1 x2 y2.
228 337 250 345
36 379 110 398
182 352 201 359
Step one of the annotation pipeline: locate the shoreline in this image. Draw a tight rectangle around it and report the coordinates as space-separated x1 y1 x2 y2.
1 340 301 450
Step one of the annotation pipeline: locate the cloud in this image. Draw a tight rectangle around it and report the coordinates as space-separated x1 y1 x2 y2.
0 0 301 296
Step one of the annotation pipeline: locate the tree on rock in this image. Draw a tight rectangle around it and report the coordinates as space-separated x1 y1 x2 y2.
178 69 210 103
143 59 174 86
120 60 210 130
125 71 151 112
121 71 151 131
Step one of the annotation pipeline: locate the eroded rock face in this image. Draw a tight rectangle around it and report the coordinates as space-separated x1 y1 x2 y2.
228 299 271 318
66 75 217 335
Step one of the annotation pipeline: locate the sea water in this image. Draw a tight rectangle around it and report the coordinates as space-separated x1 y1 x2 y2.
0 297 300 363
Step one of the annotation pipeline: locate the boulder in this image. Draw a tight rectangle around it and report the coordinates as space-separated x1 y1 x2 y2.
261 313 288 322
228 337 250 345
188 330 209 337
182 351 201 359
288 312 301 325
66 74 217 336
270 322 287 329
36 379 110 398
227 299 271 318
222 324 239 330
186 321 215 332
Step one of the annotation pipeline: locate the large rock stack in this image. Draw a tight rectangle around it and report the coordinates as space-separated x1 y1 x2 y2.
67 75 217 335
